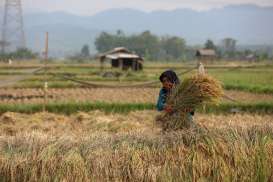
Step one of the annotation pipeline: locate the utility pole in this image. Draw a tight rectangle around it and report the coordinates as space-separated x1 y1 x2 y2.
43 32 48 112
1 0 26 53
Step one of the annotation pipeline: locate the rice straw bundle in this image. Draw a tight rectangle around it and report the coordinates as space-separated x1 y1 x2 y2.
157 74 223 131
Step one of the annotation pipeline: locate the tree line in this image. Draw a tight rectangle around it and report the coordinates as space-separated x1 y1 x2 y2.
95 30 189 61
0 30 271 62
0 48 38 61
94 30 272 61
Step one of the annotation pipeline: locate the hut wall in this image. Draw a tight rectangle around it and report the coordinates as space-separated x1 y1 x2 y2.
123 59 134 70
111 59 119 68
111 58 142 71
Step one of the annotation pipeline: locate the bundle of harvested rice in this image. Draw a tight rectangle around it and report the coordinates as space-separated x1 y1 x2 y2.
157 74 223 130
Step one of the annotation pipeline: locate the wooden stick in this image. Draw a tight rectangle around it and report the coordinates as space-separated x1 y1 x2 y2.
43 32 49 112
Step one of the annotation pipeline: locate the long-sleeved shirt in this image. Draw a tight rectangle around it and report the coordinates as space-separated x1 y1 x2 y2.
156 87 195 116
156 88 168 111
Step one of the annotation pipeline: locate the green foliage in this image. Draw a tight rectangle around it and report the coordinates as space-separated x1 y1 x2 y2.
0 102 155 115
161 36 186 60
0 102 271 115
0 48 38 61
208 68 273 94
224 84 273 94
131 31 160 60
220 38 237 58
204 39 216 50
80 44 90 58
95 31 187 60
67 44 92 63
95 32 116 52
257 52 269 61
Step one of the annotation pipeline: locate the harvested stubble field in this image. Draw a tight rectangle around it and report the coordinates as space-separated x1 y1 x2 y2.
0 111 273 181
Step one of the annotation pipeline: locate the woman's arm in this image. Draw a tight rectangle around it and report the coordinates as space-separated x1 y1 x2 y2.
156 89 166 111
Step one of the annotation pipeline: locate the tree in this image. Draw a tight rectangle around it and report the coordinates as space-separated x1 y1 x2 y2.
0 48 38 61
124 31 160 60
94 30 189 61
257 52 269 61
204 39 216 50
81 44 90 58
116 29 125 37
221 38 237 58
95 32 115 52
161 36 186 59
11 48 38 59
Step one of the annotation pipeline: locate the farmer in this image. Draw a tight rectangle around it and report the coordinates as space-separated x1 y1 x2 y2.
156 70 195 127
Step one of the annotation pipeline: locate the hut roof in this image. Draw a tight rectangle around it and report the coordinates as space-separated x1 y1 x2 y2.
106 53 141 60
196 49 216 57
245 54 256 59
99 47 143 61
99 47 130 58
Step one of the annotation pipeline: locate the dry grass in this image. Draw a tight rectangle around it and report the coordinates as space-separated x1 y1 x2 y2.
0 111 272 181
0 111 156 136
0 111 272 135
0 88 157 104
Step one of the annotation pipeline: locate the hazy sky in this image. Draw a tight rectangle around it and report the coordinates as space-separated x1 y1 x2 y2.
2 0 273 15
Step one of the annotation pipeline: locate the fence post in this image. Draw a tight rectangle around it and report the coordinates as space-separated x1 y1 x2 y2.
43 32 49 112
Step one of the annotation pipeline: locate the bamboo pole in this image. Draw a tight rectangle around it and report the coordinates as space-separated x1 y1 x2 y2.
43 32 49 112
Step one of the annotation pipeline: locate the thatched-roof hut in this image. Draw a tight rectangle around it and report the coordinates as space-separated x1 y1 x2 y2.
99 47 144 71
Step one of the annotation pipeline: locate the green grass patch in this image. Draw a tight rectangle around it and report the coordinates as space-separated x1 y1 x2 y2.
0 66 272 94
224 84 273 94
0 102 156 115
0 102 272 115
208 68 273 94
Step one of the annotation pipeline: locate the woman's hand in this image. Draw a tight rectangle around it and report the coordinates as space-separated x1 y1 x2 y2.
164 105 173 113
183 108 193 113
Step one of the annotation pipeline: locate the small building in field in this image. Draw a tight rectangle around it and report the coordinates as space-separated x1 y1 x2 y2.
244 54 258 62
98 47 144 71
196 49 216 63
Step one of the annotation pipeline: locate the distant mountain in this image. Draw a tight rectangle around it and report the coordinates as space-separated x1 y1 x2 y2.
85 5 273 44
18 4 273 57
25 24 99 57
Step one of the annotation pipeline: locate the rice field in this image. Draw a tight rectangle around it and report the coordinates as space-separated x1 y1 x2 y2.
0 62 273 181
0 63 273 94
0 111 273 181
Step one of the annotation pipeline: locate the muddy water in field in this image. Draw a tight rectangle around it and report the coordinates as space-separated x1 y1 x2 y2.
0 88 272 104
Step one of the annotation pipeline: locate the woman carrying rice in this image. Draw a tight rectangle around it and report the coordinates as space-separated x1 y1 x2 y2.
156 70 195 127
